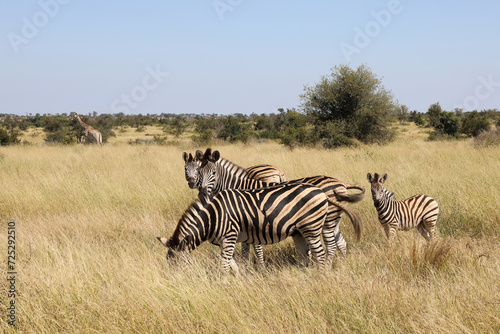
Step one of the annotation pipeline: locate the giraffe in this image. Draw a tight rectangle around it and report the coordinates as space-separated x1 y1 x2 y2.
73 114 103 146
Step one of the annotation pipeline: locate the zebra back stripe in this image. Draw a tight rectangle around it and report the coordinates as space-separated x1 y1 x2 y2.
159 183 329 272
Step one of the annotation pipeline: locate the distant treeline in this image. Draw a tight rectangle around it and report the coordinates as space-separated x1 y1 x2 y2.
1 107 499 148
2 64 500 147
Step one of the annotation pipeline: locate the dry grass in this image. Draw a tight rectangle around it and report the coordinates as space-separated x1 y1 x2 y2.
1 124 499 333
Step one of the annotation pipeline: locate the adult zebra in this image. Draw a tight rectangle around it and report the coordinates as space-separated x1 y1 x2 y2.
367 173 439 243
197 148 364 266
182 150 286 190
157 183 330 273
181 149 287 265
245 164 286 183
182 150 203 189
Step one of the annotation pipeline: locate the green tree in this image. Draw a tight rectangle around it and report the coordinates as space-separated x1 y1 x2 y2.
397 104 409 122
461 111 490 137
436 112 460 137
43 115 75 144
217 115 251 143
301 64 397 146
277 109 309 149
414 114 425 127
427 102 442 128
167 117 188 137
95 114 116 142
0 128 20 146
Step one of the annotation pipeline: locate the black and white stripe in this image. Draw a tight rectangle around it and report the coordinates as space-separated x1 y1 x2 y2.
182 149 287 264
367 173 439 242
182 150 203 189
158 183 329 273
198 149 364 265
245 164 286 183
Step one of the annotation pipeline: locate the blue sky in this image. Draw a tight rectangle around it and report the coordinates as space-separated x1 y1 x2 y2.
1 0 499 116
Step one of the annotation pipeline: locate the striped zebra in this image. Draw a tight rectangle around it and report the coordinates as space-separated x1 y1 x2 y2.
182 150 286 190
367 173 439 243
197 148 364 265
245 164 286 183
157 183 330 273
182 149 287 264
182 150 203 189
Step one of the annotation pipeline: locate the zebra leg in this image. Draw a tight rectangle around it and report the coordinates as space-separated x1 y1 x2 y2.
423 219 437 241
252 244 265 266
241 243 250 261
302 235 326 271
384 224 396 244
322 227 336 268
292 234 310 267
220 238 239 275
417 223 431 241
333 223 347 258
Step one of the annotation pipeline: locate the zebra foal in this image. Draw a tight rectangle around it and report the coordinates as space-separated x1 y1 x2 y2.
157 183 330 273
367 173 439 243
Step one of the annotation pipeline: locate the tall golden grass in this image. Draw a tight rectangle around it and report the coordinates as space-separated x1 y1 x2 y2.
1 125 499 333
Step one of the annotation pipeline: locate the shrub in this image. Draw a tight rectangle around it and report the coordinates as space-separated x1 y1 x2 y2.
461 112 490 137
436 112 460 137
301 64 397 146
473 128 500 147
414 114 425 127
0 128 20 146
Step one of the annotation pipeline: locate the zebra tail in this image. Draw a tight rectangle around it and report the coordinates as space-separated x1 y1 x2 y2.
327 198 362 242
334 184 365 203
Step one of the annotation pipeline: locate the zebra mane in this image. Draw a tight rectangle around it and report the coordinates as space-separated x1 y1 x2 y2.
170 200 205 244
218 157 253 180
386 190 396 200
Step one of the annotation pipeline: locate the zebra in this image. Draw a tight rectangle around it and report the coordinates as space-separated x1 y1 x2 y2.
182 149 287 264
182 150 286 190
157 183 331 273
367 173 439 243
182 150 203 189
245 164 286 183
197 148 364 265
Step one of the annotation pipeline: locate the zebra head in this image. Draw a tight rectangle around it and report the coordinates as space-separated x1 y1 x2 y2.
198 148 220 200
367 172 388 204
157 235 194 260
182 150 203 189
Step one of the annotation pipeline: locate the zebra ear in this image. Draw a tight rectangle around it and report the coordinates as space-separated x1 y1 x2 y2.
157 237 169 247
202 148 212 162
380 173 388 183
195 150 203 161
212 150 220 162
367 173 374 183
182 152 188 163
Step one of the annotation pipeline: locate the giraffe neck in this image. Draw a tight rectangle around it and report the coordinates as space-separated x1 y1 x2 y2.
76 115 92 130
